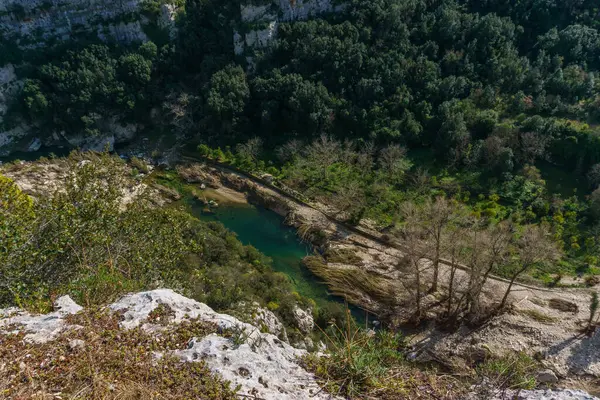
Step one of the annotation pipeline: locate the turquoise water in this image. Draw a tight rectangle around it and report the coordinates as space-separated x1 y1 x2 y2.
192 200 367 322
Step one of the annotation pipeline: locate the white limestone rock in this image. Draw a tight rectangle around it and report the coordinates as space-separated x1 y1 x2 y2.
0 122 33 156
0 295 82 343
292 305 314 333
27 137 42 151
240 301 287 340
110 289 262 341
1 289 336 400
0 0 152 46
111 290 337 399
173 334 335 400
240 4 276 22
278 0 336 21
158 3 178 39
65 132 116 152
0 64 23 123
491 389 599 400
235 0 344 62
245 21 278 48
97 21 148 44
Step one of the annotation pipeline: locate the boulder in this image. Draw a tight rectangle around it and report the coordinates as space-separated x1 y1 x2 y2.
292 305 314 333
0 295 82 343
536 369 559 384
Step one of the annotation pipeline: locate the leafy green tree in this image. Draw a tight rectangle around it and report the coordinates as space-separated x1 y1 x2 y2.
206 65 249 135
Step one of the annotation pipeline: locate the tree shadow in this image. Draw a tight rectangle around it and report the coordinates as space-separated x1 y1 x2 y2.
563 329 600 374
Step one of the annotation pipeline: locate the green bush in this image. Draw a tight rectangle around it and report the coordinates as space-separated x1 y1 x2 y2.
476 352 537 390
305 313 405 398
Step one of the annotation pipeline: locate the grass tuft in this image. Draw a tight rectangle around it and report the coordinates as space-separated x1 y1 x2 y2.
476 352 537 391
519 309 557 324
304 310 464 399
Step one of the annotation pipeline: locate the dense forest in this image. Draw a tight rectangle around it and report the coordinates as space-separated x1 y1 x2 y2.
6 0 600 280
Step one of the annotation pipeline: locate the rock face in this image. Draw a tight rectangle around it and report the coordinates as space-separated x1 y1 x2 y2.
0 289 337 399
0 0 148 47
241 301 288 340
234 0 345 57
292 305 314 334
0 295 82 343
108 290 337 399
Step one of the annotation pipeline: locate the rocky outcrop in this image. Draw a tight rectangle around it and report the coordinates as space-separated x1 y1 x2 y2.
234 0 345 58
0 289 336 399
111 290 335 399
489 389 599 400
0 295 82 343
239 301 288 340
292 305 314 334
0 0 148 47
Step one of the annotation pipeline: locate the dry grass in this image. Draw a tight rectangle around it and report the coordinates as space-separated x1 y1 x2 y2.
519 309 557 324
303 312 465 399
303 256 396 310
0 309 237 400
324 248 363 265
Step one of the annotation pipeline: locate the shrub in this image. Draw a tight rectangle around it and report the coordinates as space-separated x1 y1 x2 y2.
130 156 150 174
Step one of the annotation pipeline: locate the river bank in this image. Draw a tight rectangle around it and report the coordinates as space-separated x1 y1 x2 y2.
174 161 600 394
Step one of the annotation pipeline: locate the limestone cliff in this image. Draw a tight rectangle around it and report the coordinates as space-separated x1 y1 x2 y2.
0 0 148 46
234 0 345 59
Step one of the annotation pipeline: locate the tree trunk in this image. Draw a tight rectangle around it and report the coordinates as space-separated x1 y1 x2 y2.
429 246 440 293
414 259 421 318
447 263 457 316
431 242 440 293
500 274 519 309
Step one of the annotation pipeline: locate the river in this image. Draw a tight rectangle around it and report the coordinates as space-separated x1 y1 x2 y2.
191 198 367 323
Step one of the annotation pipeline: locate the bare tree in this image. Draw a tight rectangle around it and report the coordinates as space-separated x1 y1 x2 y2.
331 179 367 223
499 224 562 309
462 221 514 318
276 139 304 163
162 91 199 133
443 218 469 316
236 137 263 162
356 141 375 178
422 197 455 293
378 144 411 183
397 202 429 320
305 134 342 182
460 223 490 318
407 167 430 194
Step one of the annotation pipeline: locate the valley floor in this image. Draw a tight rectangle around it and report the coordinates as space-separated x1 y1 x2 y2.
189 161 600 394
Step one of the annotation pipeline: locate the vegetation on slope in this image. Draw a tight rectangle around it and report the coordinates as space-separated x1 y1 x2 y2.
0 153 313 336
